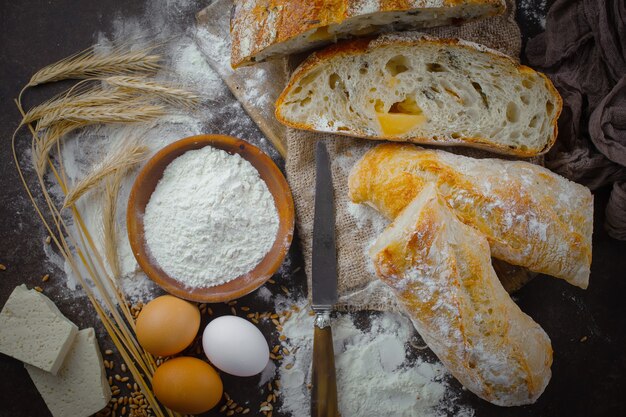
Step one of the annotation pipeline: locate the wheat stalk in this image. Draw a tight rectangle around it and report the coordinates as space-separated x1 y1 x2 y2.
102 171 125 279
105 76 200 108
33 101 163 176
26 45 161 87
36 100 165 132
34 122 85 176
22 87 136 127
13 105 178 417
13 42 184 417
64 141 148 208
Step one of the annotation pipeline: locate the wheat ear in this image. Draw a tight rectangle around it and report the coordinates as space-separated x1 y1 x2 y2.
104 76 200 108
64 142 148 208
22 87 136 127
34 101 162 175
36 99 165 132
34 122 85 176
102 171 124 279
26 45 161 87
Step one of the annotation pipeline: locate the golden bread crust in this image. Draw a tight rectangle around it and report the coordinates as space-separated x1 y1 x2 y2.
370 184 552 406
231 0 506 67
349 143 593 287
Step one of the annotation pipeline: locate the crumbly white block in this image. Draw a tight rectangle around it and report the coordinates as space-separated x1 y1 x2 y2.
0 284 78 375
276 33 562 157
26 328 112 417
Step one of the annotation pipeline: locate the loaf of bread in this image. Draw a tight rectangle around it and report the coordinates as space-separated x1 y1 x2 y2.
349 143 593 288
276 33 562 157
231 1 505 68
370 183 552 406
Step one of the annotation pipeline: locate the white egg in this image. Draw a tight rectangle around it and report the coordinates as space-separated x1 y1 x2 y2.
202 315 270 377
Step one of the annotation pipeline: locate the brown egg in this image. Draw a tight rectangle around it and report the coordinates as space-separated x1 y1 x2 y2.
152 357 223 414
136 295 200 356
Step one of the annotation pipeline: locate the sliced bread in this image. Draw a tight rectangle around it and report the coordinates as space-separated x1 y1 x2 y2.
231 0 505 68
275 33 562 157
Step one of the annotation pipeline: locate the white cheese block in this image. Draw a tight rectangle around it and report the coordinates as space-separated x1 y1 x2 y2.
0 284 78 374
26 328 112 417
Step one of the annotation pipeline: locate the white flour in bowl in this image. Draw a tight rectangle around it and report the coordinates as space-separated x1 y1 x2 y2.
143 145 279 288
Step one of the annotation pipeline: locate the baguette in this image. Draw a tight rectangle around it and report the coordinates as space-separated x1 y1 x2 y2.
370 183 552 406
275 33 562 157
349 143 593 288
230 0 505 68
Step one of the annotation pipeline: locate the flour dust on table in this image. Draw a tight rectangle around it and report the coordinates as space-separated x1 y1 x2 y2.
42 0 277 303
275 298 474 417
144 146 279 287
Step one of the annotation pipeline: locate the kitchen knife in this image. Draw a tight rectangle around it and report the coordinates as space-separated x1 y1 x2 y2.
311 140 339 417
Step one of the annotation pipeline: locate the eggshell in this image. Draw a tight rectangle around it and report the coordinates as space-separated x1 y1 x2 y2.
202 315 269 377
152 357 223 414
136 295 200 356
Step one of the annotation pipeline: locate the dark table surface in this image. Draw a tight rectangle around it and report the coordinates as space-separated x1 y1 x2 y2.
1 1 625 416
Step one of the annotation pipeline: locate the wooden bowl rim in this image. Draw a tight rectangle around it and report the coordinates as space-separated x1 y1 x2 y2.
127 134 294 303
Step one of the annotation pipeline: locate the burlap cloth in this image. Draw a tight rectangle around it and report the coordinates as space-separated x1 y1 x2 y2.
197 0 528 312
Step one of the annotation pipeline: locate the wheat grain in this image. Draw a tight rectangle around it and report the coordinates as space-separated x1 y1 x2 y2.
27 46 161 87
64 142 148 208
105 76 200 108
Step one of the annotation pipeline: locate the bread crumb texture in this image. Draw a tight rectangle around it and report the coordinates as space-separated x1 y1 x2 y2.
276 33 561 157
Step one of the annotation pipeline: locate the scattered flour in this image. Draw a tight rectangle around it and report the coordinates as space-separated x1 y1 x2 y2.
346 201 388 234
255 286 273 303
348 0 380 16
144 146 279 287
276 299 473 417
519 0 548 28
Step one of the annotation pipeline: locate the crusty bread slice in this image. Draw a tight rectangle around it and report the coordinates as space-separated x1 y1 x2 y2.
230 0 505 68
370 183 552 406
349 143 594 288
275 33 562 157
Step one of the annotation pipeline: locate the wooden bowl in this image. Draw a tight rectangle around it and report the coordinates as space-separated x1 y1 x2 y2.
127 134 294 303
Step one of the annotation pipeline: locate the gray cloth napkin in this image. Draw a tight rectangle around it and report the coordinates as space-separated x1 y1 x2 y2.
526 0 626 239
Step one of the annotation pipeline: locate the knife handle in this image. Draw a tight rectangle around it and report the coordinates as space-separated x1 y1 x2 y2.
311 311 339 417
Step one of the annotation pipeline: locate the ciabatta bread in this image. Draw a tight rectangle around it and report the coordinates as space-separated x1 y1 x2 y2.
370 183 552 406
230 1 505 68
276 33 562 157
349 143 593 288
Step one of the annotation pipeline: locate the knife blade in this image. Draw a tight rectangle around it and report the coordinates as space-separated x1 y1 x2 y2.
311 140 339 417
312 140 338 310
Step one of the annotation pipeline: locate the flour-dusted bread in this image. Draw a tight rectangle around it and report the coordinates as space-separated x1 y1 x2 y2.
231 0 505 68
276 33 562 157
370 183 552 406
349 143 593 288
